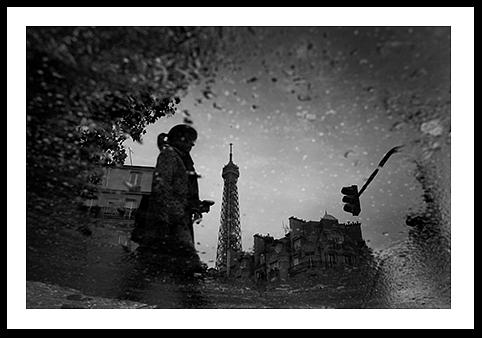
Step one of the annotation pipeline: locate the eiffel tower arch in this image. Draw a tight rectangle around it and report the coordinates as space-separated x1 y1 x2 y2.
216 143 242 276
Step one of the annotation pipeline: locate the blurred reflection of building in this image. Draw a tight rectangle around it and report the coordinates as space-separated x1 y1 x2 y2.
83 165 154 220
250 212 369 282
227 251 255 280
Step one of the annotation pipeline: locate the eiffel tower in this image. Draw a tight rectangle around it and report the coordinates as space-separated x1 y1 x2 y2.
215 143 242 276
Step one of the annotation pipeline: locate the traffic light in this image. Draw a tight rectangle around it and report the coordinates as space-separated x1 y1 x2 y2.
341 185 361 216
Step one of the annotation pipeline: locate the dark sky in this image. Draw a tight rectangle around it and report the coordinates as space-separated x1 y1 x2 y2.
123 27 451 267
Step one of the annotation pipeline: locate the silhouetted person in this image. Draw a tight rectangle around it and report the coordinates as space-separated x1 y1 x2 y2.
131 124 213 276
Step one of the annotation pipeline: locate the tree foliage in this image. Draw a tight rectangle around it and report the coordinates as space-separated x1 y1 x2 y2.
26 27 222 220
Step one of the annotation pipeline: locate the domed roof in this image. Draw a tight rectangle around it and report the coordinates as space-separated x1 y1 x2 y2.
322 210 338 221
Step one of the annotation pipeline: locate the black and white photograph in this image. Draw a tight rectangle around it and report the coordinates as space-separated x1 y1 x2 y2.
7 6 474 330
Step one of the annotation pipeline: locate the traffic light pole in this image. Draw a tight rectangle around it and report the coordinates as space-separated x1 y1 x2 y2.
341 145 404 216
358 145 404 197
358 168 378 198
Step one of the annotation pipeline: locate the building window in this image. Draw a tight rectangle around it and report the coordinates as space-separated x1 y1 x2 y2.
104 199 121 216
125 198 137 209
308 255 314 268
294 239 301 250
129 172 143 186
125 198 137 219
329 253 337 266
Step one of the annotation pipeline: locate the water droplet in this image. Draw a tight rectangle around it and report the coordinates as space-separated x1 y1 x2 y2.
421 119 443 136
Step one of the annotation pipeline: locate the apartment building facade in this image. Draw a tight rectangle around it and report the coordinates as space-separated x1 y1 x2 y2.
83 165 154 220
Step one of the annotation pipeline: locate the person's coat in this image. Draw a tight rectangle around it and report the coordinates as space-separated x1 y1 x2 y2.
131 142 200 249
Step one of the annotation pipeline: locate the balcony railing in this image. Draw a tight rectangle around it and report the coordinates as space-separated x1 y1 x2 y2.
101 207 138 220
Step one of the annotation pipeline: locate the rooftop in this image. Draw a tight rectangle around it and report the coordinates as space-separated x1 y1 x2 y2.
321 210 338 221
